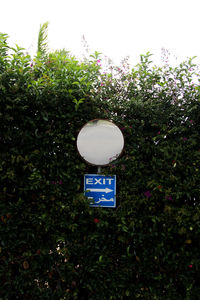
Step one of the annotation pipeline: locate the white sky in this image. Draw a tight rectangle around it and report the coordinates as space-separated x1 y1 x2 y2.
1 0 200 66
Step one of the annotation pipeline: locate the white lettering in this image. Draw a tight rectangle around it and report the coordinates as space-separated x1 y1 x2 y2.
106 178 114 185
86 178 93 184
86 177 115 186
94 178 102 185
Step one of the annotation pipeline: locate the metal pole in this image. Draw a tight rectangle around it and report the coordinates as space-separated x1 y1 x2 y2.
97 166 101 174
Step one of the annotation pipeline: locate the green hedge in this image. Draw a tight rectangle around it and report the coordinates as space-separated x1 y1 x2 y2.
1 34 200 299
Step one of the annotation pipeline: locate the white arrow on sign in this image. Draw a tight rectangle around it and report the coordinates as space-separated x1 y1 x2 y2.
87 188 113 193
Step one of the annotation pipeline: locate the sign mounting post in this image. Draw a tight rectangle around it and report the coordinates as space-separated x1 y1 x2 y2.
76 119 124 208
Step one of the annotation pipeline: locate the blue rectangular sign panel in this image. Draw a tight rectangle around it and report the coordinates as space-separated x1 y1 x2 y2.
84 174 116 208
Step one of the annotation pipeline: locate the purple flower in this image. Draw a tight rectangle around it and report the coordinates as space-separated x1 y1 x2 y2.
166 195 173 201
144 190 152 198
94 218 100 223
51 180 63 185
183 137 188 141
188 264 193 268
96 59 102 67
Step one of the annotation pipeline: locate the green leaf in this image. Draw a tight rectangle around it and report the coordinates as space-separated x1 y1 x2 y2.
37 22 49 57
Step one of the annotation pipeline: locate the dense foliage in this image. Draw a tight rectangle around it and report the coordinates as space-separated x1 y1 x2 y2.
0 32 200 299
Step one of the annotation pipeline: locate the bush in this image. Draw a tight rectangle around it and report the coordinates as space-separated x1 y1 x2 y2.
1 33 200 299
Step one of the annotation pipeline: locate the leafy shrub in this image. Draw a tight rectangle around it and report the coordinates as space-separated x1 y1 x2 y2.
1 33 200 299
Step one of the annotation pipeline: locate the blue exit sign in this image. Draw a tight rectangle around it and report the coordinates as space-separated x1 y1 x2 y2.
84 174 116 208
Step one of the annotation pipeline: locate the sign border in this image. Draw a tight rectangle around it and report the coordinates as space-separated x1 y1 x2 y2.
84 174 116 208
